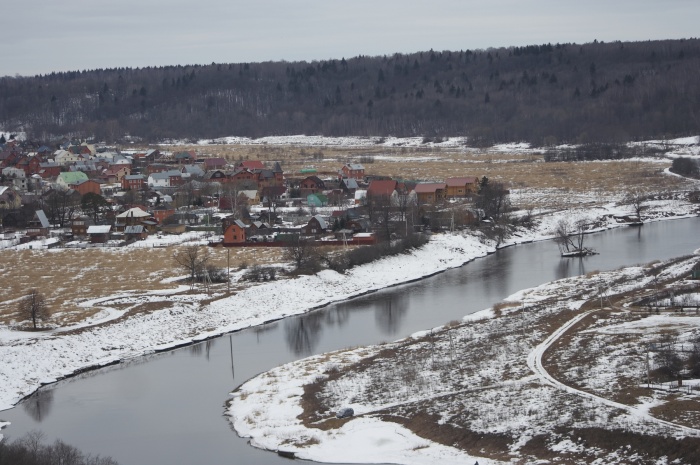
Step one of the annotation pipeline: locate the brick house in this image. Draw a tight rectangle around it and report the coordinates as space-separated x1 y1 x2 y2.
122 174 146 191
222 217 247 244
152 206 175 224
70 179 102 196
300 176 325 196
339 163 365 180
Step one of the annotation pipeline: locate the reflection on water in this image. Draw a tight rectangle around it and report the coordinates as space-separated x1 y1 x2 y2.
375 293 409 335
555 256 588 280
188 339 216 360
22 388 54 422
285 311 324 355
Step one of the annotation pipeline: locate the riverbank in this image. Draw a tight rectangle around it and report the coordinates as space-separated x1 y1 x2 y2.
228 251 700 465
0 194 697 435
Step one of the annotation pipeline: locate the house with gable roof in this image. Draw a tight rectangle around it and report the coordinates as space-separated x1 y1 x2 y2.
414 182 447 204
300 176 325 196
339 163 365 180
57 171 89 190
303 215 328 236
203 157 227 171
222 216 248 244
445 176 479 198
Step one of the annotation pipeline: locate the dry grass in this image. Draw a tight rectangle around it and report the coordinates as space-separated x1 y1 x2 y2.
166 143 689 210
0 245 283 327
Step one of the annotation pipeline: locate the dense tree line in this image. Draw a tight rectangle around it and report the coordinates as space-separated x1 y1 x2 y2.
2 39 699 145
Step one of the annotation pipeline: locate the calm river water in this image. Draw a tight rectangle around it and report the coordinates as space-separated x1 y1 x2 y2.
2 218 699 464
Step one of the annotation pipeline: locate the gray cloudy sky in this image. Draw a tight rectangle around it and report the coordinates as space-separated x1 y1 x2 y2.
2 0 698 77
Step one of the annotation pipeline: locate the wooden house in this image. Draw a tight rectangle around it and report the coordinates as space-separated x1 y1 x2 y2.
125 225 148 241
414 183 447 204
87 225 111 243
445 177 479 198
303 215 328 236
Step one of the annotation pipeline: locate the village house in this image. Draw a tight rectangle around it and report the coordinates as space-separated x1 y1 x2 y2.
125 225 148 241
300 176 325 196
152 206 175 224
38 162 61 179
204 169 228 183
101 165 131 183
203 157 227 171
57 171 89 190
229 168 258 185
122 174 146 191
115 207 153 231
0 186 21 209
16 155 42 176
339 163 365 180
414 183 447 204
86 224 111 243
445 177 479 198
26 210 51 238
70 179 102 196
302 215 328 236
173 151 197 165
181 164 205 178
2 167 27 191
366 179 398 204
222 217 248 244
71 217 91 237
148 170 183 188
236 160 265 171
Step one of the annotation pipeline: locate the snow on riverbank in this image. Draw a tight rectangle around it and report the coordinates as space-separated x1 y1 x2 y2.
0 194 697 446
228 254 700 465
0 233 491 413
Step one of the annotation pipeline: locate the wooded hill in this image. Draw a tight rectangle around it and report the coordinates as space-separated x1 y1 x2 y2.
2 39 699 145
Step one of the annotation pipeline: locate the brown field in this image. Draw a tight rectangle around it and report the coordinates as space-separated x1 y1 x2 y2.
0 245 282 327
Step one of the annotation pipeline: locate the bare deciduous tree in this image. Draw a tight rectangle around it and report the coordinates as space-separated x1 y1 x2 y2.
283 237 320 273
18 289 50 329
555 217 595 256
173 245 210 286
626 190 647 221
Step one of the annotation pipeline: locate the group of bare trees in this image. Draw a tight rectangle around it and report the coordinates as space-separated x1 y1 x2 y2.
2 39 699 144
0 430 118 465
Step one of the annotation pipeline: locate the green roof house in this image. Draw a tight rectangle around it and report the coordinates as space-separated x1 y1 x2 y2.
56 171 89 189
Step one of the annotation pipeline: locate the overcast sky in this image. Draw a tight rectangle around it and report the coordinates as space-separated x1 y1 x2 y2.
2 0 698 77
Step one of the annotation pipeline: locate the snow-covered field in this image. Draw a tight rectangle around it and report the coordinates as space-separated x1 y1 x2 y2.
229 255 700 465
167 134 700 160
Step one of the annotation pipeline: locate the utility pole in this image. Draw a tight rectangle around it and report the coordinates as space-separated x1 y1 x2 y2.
227 247 230 294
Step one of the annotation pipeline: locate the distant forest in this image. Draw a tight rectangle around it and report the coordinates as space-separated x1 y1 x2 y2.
1 39 699 145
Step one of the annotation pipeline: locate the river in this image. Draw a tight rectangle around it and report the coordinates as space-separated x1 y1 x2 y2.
1 218 699 464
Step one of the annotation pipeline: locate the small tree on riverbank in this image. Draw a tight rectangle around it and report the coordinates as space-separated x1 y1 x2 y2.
173 245 210 287
18 289 50 329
